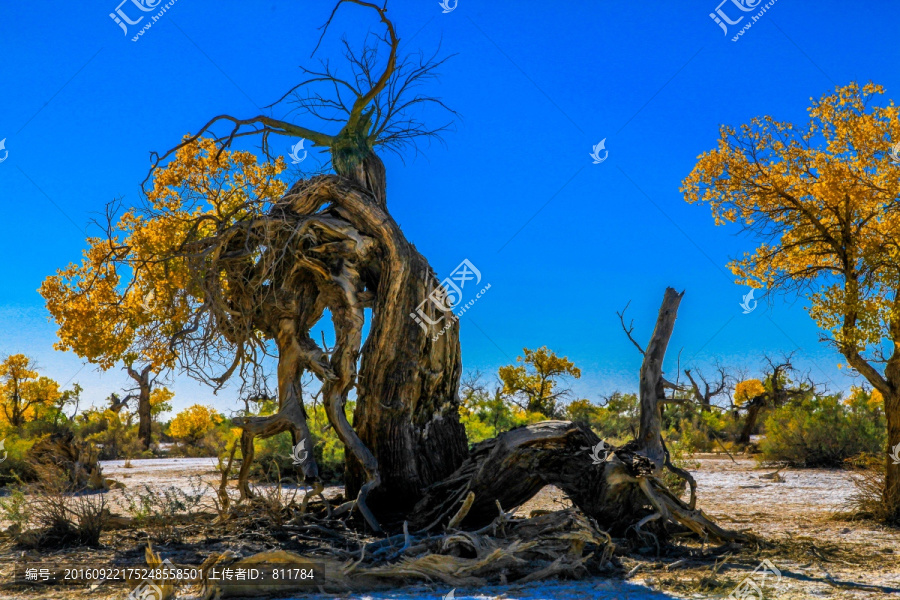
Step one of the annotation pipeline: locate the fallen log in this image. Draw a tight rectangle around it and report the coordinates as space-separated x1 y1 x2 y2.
409 288 748 544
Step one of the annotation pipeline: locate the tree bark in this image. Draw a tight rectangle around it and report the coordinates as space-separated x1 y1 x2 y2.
127 364 153 452
232 322 320 499
885 391 900 521
281 169 469 521
738 398 765 445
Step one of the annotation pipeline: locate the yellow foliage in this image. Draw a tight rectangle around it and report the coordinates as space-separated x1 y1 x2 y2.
734 379 766 406
498 346 581 417
168 404 223 441
39 137 287 377
683 82 900 376
845 386 884 411
0 354 62 427
149 387 174 417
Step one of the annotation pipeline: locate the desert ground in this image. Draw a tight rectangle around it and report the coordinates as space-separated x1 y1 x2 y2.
0 454 897 599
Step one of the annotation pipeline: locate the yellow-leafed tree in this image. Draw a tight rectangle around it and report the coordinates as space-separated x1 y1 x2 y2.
0 354 62 427
40 199 193 449
498 346 582 417
683 81 900 521
733 379 766 407
168 404 223 443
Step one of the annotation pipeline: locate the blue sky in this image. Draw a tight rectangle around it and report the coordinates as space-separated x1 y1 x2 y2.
0 0 893 415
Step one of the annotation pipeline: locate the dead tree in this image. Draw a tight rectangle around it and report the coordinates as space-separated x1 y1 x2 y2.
737 356 814 444
411 288 745 542
684 365 730 413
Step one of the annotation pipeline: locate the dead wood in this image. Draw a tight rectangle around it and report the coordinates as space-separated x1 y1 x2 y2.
409 289 748 545
188 509 613 598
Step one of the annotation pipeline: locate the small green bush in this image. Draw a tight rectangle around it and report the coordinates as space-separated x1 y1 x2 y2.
759 393 886 467
0 434 37 486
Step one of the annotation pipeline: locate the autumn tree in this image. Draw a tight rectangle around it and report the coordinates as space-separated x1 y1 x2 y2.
0 354 64 427
40 227 182 451
498 347 582 417
150 387 174 420
683 81 900 520
63 3 745 543
133 0 465 530
730 357 814 444
168 404 223 444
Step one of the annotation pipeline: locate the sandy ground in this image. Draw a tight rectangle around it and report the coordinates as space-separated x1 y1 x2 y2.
1 455 899 599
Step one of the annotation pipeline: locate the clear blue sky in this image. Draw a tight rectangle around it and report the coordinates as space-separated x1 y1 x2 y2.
0 0 893 415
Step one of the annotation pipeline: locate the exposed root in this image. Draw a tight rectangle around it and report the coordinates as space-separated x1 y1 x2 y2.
447 491 475 530
637 476 751 543
355 473 383 533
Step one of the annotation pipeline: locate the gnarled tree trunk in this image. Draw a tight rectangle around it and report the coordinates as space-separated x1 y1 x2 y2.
323 143 468 517
221 156 467 528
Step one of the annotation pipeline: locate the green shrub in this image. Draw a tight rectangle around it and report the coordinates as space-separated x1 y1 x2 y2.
0 433 37 486
759 393 886 467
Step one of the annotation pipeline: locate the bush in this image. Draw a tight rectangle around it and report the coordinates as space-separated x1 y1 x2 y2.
122 477 206 542
0 463 107 548
167 404 231 457
0 434 37 486
844 454 896 523
759 393 886 467
571 392 639 444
